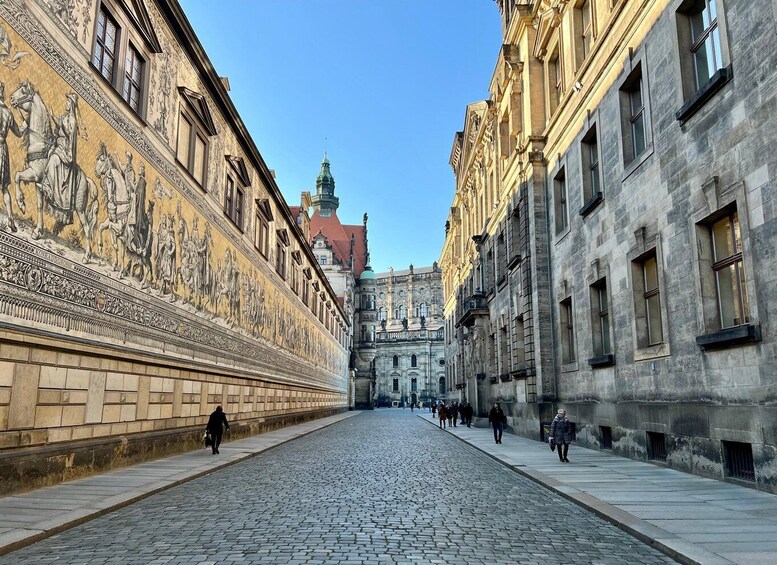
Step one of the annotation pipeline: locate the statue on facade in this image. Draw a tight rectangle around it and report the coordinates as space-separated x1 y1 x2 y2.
402 317 408 330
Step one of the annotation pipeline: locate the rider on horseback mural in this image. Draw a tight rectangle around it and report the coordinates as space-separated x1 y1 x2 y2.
0 82 23 232
41 92 80 225
126 161 149 255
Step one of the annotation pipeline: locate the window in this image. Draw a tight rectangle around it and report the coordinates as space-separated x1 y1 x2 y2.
600 426 612 450
642 255 663 345
176 114 208 185
255 210 270 258
438 376 446 394
392 378 399 393
276 242 287 279
647 432 667 462
687 0 722 91
302 281 309 308
576 0 594 66
581 125 601 208
553 167 568 234
548 46 562 116
591 279 611 356
392 355 399 368
411 378 417 392
411 354 417 368
710 212 749 328
723 441 755 482
93 6 119 82
620 66 648 165
378 307 387 322
417 303 429 318
122 43 144 113
224 174 244 230
560 297 575 364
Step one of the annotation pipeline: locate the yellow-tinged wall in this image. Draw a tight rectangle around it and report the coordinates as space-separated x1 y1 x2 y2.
0 0 348 451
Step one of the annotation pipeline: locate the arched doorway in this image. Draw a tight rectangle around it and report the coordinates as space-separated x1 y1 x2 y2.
411 393 417 406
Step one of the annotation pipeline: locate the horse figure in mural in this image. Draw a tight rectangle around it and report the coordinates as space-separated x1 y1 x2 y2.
10 82 98 262
95 143 131 274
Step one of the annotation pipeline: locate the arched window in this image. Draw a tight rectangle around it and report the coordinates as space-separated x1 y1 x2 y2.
411 354 417 367
417 303 429 318
378 307 386 321
397 304 407 320
392 355 399 368
438 376 446 394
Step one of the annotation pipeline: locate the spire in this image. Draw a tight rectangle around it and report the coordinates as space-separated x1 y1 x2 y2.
311 153 339 214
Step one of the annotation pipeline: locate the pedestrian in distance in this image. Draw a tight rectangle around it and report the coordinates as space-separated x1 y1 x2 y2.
411 402 414 413
489 402 506 444
464 402 474 428
451 402 458 427
447 404 454 428
549 408 573 462
206 405 230 455
438 403 447 429
459 403 466 426
432 402 437 417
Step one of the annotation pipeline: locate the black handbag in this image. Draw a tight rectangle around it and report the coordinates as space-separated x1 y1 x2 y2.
204 432 212 448
549 438 556 452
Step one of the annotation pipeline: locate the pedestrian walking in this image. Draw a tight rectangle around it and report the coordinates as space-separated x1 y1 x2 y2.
438 403 447 429
432 402 437 417
549 408 573 462
206 405 230 455
488 403 506 444
459 403 466 426
451 402 459 427
464 402 473 428
447 404 454 428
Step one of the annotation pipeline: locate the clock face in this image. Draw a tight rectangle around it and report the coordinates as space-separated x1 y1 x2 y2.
399 290 405 297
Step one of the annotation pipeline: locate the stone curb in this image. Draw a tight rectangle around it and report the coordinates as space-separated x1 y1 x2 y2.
418 414 732 565
0 411 360 558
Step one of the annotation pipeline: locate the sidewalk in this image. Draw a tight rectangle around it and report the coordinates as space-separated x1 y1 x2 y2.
0 411 359 556
419 413 777 565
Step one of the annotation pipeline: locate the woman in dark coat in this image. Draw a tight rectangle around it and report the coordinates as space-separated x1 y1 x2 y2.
206 405 230 455
549 409 572 462
488 403 506 444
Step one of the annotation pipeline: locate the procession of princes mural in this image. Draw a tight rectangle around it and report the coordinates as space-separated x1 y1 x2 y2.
0 19 344 378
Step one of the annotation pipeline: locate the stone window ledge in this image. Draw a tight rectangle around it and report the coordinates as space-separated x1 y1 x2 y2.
634 342 671 362
561 361 579 373
588 354 615 368
579 192 603 218
507 254 522 271
676 66 733 124
622 142 654 183
696 323 761 350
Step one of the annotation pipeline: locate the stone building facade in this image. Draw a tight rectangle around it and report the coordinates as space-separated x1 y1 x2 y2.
441 0 777 492
0 0 349 493
369 265 445 408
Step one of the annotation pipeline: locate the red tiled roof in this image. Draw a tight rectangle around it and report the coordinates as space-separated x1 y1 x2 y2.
309 210 368 277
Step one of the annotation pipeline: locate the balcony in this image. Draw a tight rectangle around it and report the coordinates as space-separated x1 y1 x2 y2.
456 292 489 327
375 328 444 343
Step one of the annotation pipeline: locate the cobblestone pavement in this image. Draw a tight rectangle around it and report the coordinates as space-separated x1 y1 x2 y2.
2 410 675 564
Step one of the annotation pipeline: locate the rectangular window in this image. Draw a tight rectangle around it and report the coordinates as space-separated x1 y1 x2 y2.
628 79 646 159
688 0 722 90
411 378 417 392
193 135 206 185
711 212 749 328
560 297 575 364
276 243 287 279
581 125 601 205
392 378 399 393
122 43 144 113
643 256 663 345
576 0 594 66
176 117 191 165
255 212 269 258
554 167 568 234
93 6 118 82
224 175 244 231
549 46 562 115
723 441 755 482
591 279 611 356
647 432 667 462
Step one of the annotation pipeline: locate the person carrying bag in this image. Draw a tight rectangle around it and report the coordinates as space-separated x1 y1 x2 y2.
206 405 230 455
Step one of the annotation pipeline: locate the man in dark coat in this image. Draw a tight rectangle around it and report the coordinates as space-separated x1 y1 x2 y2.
438 403 447 429
450 402 458 427
464 402 474 428
549 408 573 462
206 405 230 454
488 403 506 444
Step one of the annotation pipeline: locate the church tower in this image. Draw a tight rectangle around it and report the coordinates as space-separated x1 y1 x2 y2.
311 154 340 216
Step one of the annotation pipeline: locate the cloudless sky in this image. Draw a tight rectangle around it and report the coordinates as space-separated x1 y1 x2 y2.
179 0 501 273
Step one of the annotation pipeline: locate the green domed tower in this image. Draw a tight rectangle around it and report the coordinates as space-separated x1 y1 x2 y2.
311 154 340 216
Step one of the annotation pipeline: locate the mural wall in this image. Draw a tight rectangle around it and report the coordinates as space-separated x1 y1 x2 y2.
0 0 348 423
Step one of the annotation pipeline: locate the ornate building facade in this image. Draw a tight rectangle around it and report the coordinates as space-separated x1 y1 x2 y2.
369 265 445 408
0 0 349 493
441 0 777 492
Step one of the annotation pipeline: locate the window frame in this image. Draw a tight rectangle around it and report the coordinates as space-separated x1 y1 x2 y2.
176 107 210 187
710 212 749 329
560 296 576 365
580 123 603 216
553 166 569 235
618 59 654 174
91 1 150 119
224 172 245 231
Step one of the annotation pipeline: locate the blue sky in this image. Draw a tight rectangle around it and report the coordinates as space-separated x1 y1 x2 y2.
179 0 501 273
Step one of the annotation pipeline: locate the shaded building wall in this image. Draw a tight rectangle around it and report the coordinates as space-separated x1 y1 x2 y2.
0 0 348 491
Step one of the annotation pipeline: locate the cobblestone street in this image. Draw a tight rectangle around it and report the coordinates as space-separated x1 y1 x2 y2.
2 411 674 564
